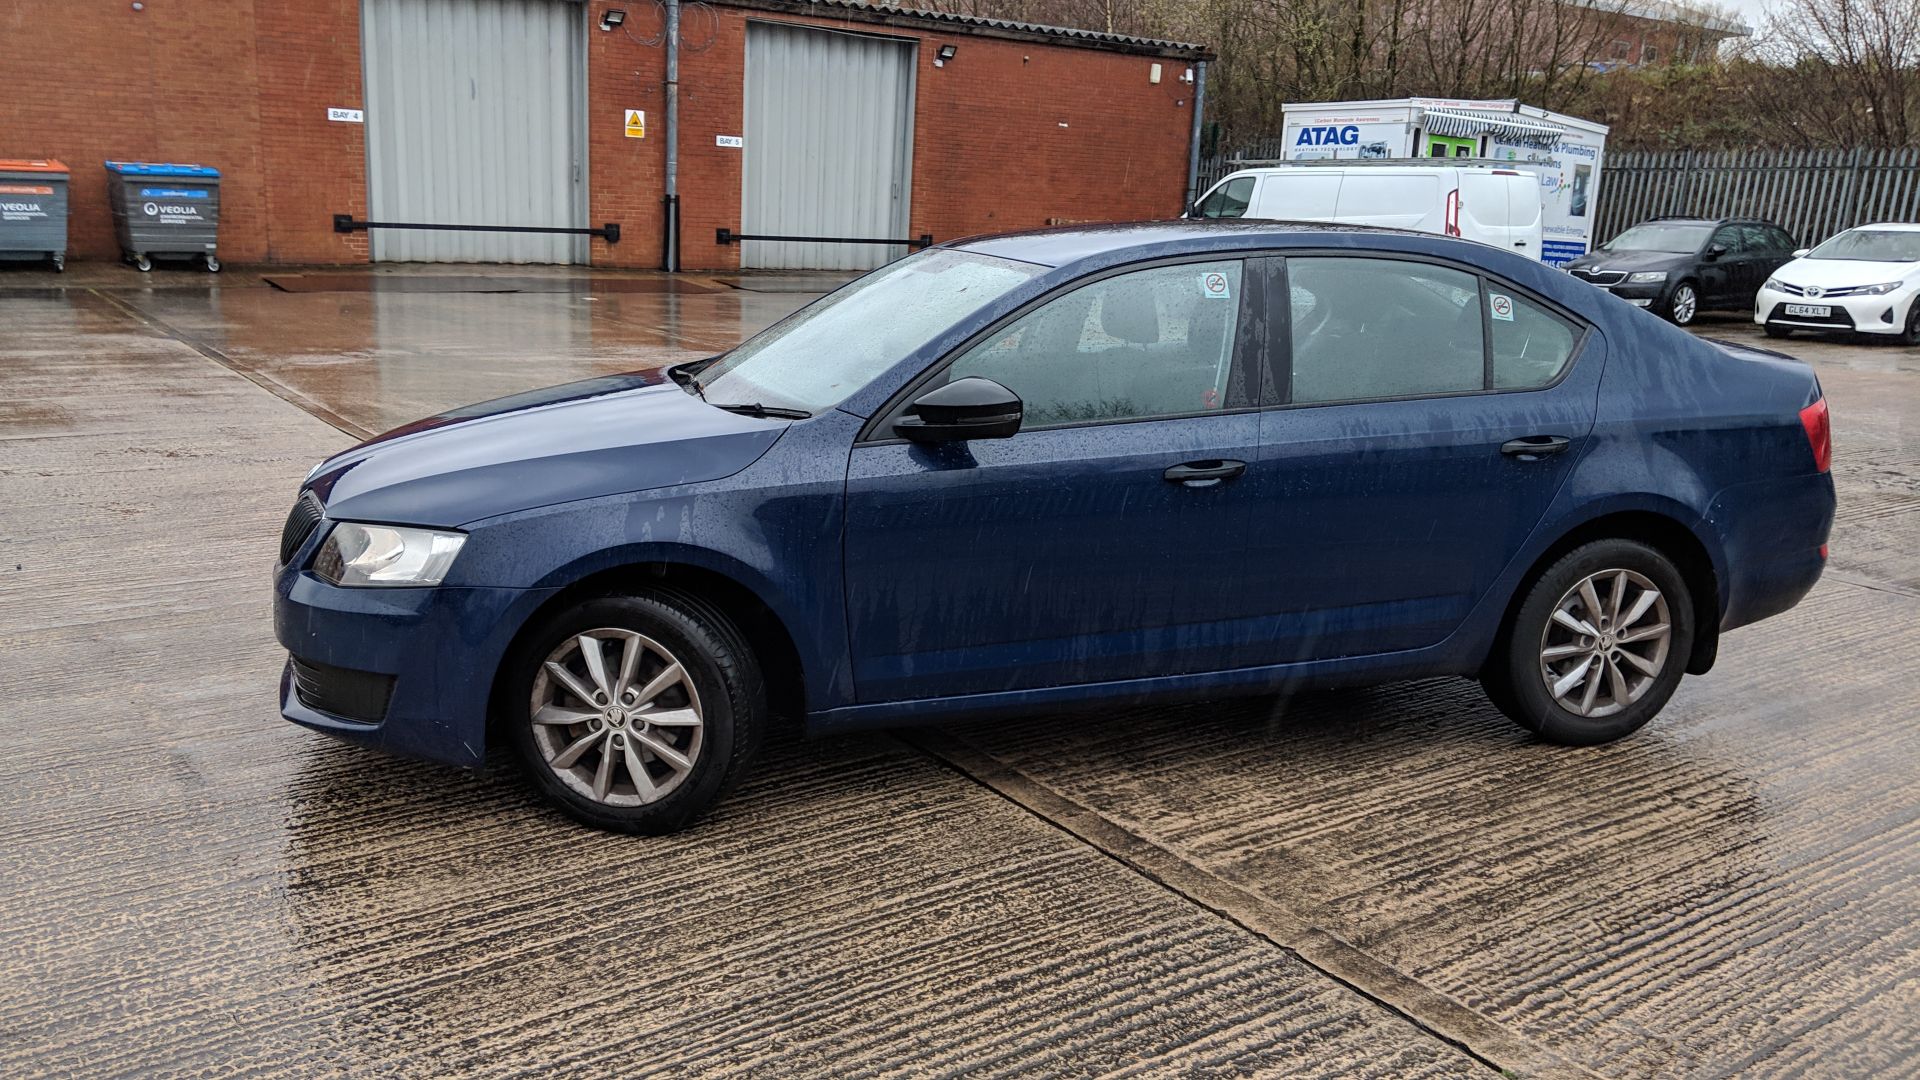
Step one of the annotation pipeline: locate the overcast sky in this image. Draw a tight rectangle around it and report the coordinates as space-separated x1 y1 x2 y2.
1725 0 1773 33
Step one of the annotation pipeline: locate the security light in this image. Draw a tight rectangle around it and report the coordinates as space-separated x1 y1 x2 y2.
600 8 626 31
936 44 957 61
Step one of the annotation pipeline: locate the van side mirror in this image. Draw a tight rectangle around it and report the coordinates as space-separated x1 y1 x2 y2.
1792 247 1810 258
894 377 1023 443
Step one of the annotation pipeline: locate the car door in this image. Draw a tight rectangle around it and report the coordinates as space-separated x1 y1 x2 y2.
1745 225 1792 297
1237 254 1599 664
841 258 1266 703
1702 225 1746 305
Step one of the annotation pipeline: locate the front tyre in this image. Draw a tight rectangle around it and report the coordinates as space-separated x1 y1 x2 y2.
1486 539 1695 746
1899 298 1920 346
1664 282 1699 326
504 594 764 834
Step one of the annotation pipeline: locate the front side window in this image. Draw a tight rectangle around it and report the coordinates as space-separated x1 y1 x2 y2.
1195 177 1254 219
696 248 1044 413
1287 258 1485 404
1710 227 1746 254
945 261 1247 427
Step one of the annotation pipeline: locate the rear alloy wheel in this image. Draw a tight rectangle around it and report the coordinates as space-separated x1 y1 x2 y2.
1485 539 1694 746
1665 282 1699 326
505 594 763 833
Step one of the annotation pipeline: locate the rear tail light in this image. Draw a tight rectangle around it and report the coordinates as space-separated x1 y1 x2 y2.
1445 189 1461 236
1799 396 1831 473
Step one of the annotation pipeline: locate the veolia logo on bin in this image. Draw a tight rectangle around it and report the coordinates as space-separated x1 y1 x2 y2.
139 187 209 224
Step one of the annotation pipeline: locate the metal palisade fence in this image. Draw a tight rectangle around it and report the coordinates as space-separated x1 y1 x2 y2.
1199 145 1920 248
1594 148 1920 247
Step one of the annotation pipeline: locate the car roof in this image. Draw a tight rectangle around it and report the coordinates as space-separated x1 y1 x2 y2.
1643 216 1776 227
949 219 1436 268
1847 222 1920 232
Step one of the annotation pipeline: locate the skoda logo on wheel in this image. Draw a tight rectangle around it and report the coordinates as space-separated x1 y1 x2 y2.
142 201 159 216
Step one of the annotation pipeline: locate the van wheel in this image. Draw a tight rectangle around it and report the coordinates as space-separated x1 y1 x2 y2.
1664 282 1699 326
1485 539 1694 746
503 593 765 834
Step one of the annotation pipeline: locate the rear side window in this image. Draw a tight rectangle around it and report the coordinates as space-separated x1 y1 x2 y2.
1285 257 1582 403
1487 288 1579 389
1195 177 1253 219
1287 258 1484 403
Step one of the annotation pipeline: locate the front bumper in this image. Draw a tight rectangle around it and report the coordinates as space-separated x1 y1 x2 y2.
1755 287 1917 334
274 564 558 768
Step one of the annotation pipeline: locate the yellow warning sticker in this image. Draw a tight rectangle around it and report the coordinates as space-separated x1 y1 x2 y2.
624 109 645 139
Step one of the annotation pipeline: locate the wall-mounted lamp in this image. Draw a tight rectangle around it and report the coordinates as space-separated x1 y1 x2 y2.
934 43 957 67
599 8 626 31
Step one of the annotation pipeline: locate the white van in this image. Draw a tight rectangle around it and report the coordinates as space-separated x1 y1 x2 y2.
1189 164 1545 261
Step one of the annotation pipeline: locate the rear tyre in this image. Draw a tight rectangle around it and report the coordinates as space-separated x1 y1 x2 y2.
1485 539 1695 746
1664 282 1699 326
1763 323 1792 339
503 593 765 834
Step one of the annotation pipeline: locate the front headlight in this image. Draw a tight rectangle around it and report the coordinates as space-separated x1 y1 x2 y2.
1854 281 1905 295
314 522 466 587
1764 277 1789 292
1627 271 1669 283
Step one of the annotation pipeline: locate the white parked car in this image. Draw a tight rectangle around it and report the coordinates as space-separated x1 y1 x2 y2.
1755 222 1920 343
1189 164 1545 261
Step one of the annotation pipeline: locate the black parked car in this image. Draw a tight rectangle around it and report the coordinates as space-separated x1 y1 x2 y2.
1564 217 1798 326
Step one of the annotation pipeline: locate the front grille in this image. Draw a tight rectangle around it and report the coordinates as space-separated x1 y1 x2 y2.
1772 281 1808 297
290 656 394 724
1571 268 1627 286
1766 302 1857 328
280 493 324 565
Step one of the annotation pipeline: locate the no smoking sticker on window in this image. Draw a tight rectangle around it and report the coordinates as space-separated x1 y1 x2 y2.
1200 272 1231 299
1490 293 1515 321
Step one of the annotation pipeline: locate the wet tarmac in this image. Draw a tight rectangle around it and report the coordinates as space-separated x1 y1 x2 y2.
2 267 1916 1077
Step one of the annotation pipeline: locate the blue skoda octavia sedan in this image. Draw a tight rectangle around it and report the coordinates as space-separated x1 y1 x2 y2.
275 222 1835 833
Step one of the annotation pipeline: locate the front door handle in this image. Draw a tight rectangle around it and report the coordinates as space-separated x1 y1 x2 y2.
1501 435 1572 460
1164 459 1247 487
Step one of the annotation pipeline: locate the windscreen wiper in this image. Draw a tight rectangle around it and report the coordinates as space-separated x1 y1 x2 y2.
712 402 811 420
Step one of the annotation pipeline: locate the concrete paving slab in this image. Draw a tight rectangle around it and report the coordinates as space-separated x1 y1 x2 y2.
0 291 1493 1077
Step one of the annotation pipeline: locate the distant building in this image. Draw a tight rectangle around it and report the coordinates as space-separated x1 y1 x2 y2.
1574 0 1752 68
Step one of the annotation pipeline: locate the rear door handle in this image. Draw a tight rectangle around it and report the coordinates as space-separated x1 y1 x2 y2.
1164 459 1247 487
1501 435 1572 460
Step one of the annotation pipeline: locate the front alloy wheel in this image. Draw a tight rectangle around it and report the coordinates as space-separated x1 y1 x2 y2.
506 593 764 833
1667 283 1698 326
530 629 705 805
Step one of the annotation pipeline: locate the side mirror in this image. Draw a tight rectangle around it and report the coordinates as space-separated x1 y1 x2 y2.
1705 243 1728 260
894 377 1023 443
1792 247 1811 258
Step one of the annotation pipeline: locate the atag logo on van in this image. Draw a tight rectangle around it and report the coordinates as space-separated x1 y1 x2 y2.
1296 125 1361 147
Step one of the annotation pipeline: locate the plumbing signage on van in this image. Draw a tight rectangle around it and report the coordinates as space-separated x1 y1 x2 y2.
1485 131 1605 265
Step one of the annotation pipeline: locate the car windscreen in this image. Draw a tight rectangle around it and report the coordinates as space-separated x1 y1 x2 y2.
1806 229 1920 262
1603 223 1712 254
692 248 1045 413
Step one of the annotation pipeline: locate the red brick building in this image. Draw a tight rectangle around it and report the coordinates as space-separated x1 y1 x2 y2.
1 0 1207 270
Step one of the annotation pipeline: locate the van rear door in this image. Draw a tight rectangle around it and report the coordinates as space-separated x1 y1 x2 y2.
1502 173 1544 261
1248 172 1342 221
